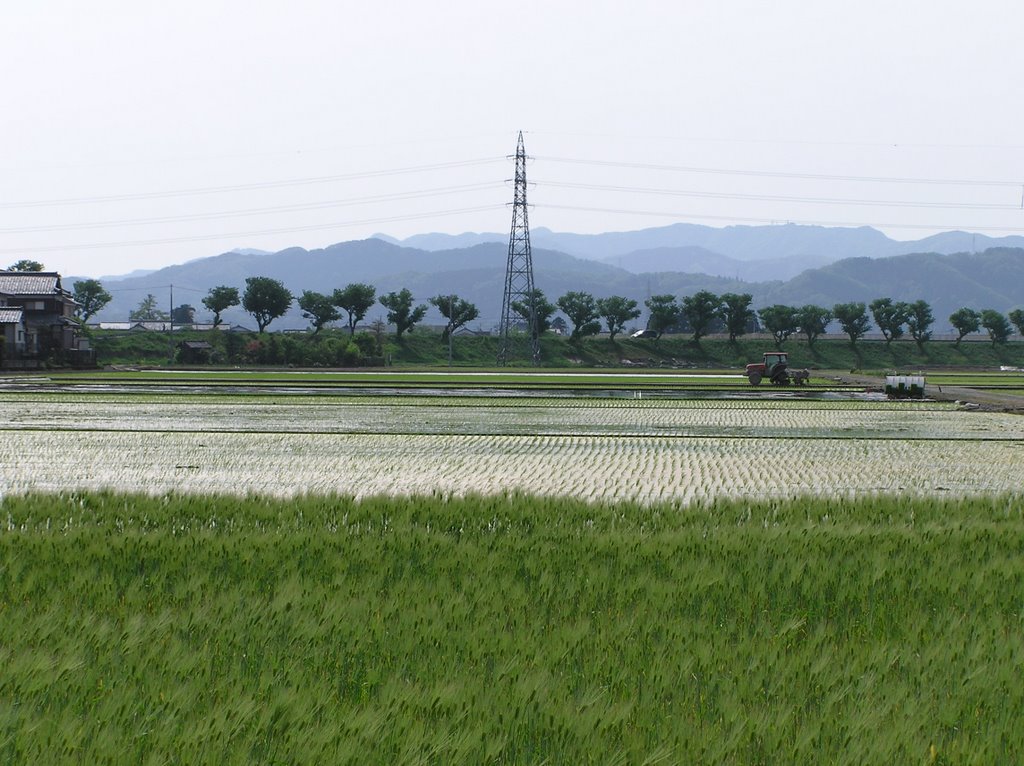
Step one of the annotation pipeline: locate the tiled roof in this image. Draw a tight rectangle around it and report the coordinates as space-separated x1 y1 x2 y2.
0 307 24 324
0 272 61 295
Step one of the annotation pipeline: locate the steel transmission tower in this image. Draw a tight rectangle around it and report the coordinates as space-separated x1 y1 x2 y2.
498 131 539 365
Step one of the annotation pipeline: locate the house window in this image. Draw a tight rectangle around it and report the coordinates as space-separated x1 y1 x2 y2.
25 301 46 311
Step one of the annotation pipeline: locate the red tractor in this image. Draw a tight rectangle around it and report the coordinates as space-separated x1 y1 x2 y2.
745 351 809 386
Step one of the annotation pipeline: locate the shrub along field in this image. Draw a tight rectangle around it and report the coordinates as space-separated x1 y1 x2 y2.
1 492 1021 764
85 327 1024 371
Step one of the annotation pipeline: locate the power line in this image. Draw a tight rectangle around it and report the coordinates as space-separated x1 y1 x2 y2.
0 157 504 209
0 182 502 234
0 205 502 254
536 180 1022 211
527 129 1024 151
535 155 1024 188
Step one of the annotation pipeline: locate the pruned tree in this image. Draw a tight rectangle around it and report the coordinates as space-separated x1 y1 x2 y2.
795 304 832 347
171 304 196 324
333 283 377 336
202 286 240 328
869 298 910 345
906 300 934 348
129 293 169 322
717 292 754 342
757 305 799 347
596 295 641 341
949 307 981 346
643 294 680 339
832 302 870 346
511 288 556 340
556 291 602 342
72 279 112 322
380 288 428 339
980 309 1012 346
430 294 479 341
680 290 719 342
242 276 293 333
298 290 340 334
1009 308 1024 337
7 259 44 272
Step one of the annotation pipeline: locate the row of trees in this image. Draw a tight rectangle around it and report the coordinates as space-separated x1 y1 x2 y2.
67 269 1024 347
551 290 753 342
758 299 1023 348
196 279 482 339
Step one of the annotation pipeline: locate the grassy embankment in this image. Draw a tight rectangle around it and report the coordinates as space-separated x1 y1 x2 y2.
2 491 1022 764
87 327 1024 371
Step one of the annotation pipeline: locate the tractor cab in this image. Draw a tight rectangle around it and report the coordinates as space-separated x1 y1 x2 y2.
763 353 787 374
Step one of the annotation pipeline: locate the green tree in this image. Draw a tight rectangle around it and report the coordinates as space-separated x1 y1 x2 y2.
980 309 1012 345
949 307 981 346
430 295 479 341
333 283 377 336
298 290 340 334
757 305 799 347
242 277 292 333
7 259 44 272
795 304 832 347
556 291 602 342
643 294 680 339
680 290 720 342
832 302 870 345
596 295 641 341
380 288 428 339
171 304 196 324
511 289 556 340
1009 308 1024 337
869 298 909 344
202 286 240 328
129 293 169 322
72 279 112 322
717 292 754 342
905 300 934 348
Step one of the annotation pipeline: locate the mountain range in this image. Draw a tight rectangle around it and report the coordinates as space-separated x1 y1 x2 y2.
80 223 1024 332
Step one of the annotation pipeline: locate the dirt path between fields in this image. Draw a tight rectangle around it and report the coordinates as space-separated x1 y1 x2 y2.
826 371 1024 414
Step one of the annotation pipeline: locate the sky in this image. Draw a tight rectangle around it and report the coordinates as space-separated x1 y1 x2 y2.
2 0 1024 278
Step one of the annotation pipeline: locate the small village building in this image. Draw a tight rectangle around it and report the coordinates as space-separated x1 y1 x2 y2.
178 340 215 364
0 271 91 368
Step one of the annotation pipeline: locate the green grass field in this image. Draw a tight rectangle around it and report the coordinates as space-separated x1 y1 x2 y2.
1 492 1021 764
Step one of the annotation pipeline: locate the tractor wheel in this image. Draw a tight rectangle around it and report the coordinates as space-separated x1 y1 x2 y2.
748 372 762 386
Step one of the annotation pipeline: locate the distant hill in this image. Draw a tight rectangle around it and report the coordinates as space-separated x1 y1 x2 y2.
379 223 1024 264
77 236 1024 333
763 248 1024 325
597 246 836 282
84 239 632 329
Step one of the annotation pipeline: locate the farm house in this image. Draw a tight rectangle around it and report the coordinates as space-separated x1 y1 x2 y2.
0 271 91 368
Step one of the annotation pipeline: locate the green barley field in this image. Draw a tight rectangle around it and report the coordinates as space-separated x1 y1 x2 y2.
2 492 1022 764
1 372 1022 763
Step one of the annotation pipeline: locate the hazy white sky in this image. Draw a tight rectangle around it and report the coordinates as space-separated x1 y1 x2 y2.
2 0 1024 277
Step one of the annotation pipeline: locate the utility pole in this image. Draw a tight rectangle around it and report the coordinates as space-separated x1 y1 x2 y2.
448 294 453 367
498 131 539 366
168 283 174 364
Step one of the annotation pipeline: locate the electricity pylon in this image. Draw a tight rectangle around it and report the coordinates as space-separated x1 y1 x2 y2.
498 131 539 365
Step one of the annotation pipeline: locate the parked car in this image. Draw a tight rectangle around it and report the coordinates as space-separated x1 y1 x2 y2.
630 329 658 339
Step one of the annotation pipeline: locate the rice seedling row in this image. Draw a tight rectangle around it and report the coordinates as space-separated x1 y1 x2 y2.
3 429 1021 503
1 396 1020 441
